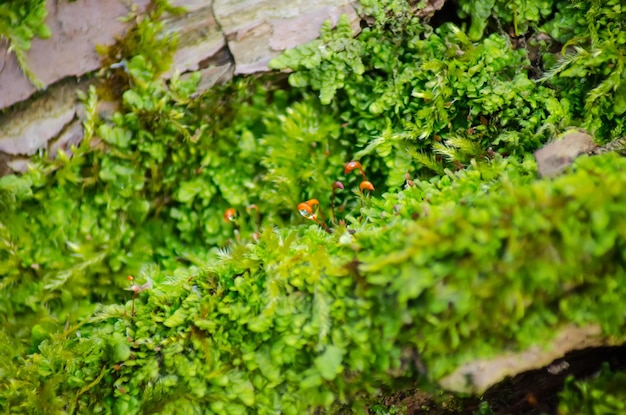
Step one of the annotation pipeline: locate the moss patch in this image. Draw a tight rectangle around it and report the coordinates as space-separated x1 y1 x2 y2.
1 0 626 413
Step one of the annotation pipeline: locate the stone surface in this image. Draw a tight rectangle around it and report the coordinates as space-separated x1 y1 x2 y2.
439 324 615 394
415 0 447 17
0 81 81 156
6 158 33 174
0 0 365 109
590 135 626 155
0 0 451 113
48 120 84 158
162 1 226 77
534 131 597 178
213 0 360 74
185 47 235 93
170 0 212 13
0 0 151 110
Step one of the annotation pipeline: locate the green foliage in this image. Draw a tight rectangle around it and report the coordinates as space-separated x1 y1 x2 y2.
0 0 356 353
0 0 50 88
270 3 573 185
458 0 553 40
558 364 626 414
368 403 405 415
2 0 626 413
97 0 184 98
472 402 496 415
540 0 626 139
453 0 626 139
271 0 626 185
4 152 626 413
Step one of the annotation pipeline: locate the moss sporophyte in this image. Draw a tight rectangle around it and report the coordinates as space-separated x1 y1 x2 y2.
1 0 626 413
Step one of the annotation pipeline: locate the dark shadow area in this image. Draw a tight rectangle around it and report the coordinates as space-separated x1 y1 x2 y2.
477 344 626 414
369 344 626 414
428 0 463 29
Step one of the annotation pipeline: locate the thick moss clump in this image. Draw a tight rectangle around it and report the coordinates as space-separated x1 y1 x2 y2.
1 0 626 413
3 153 626 413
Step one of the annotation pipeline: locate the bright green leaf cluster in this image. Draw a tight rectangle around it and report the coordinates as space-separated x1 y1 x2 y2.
270 0 626 185
3 153 626 413
2 0 626 413
558 364 626 414
458 0 553 40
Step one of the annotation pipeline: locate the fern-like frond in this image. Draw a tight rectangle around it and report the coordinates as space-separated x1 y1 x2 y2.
90 304 127 322
538 47 589 83
409 149 445 175
445 136 483 158
433 142 462 162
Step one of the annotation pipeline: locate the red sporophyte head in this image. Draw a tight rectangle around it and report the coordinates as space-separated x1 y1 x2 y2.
223 208 237 222
305 199 320 208
297 199 331 233
297 202 315 220
344 160 363 175
359 181 375 192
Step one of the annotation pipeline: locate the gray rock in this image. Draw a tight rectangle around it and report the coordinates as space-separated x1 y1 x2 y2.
0 81 79 156
48 120 84 159
534 131 597 178
6 157 33 174
0 0 151 110
0 0 450 171
213 0 360 74
415 0 447 17
162 1 227 77
184 47 235 93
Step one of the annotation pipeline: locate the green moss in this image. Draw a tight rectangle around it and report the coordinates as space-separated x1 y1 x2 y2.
97 0 185 100
271 0 626 182
4 152 626 413
1 0 626 413
458 0 553 40
558 365 626 414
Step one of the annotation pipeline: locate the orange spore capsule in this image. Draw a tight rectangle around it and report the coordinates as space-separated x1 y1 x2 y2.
359 181 375 191
223 208 237 222
297 202 315 219
305 199 320 208
344 161 363 175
